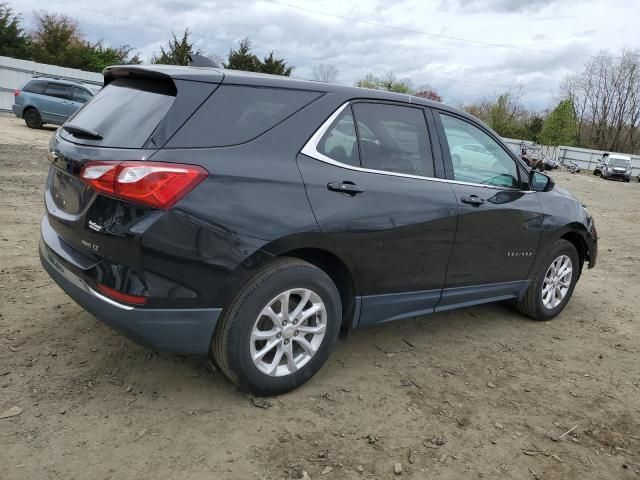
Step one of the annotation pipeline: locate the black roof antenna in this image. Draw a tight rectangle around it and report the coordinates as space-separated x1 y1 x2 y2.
188 54 220 68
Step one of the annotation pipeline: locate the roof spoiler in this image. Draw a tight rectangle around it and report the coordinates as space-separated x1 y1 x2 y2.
102 64 223 84
188 54 220 68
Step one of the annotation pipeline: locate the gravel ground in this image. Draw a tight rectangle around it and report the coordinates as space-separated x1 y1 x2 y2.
1 113 639 479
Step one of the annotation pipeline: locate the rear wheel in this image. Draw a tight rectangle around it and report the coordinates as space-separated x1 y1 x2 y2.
515 240 579 321
212 258 341 395
23 108 43 129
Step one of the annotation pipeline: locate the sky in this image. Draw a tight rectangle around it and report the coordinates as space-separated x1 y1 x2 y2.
12 0 640 110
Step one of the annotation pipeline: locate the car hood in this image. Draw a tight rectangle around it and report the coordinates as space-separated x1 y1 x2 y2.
552 185 582 205
553 185 579 202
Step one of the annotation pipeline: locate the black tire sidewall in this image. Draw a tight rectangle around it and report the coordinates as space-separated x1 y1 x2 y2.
219 261 341 395
532 240 579 320
24 109 42 128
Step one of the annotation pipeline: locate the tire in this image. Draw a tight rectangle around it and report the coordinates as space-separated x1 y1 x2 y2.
515 239 579 321
23 108 43 129
592 170 598 175
212 257 342 395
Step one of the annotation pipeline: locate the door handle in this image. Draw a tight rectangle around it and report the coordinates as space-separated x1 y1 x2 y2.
460 194 484 206
327 181 364 196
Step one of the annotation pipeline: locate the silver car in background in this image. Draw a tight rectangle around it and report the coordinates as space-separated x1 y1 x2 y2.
597 154 633 182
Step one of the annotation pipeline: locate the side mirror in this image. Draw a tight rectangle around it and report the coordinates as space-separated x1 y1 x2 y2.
530 170 554 192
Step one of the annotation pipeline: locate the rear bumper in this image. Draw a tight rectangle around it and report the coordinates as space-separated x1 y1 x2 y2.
12 104 23 118
39 234 222 354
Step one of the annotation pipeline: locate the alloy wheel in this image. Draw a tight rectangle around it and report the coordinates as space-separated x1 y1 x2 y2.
541 255 573 309
250 288 327 377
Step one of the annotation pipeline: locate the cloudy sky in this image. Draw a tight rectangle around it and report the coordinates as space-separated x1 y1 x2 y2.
12 0 640 109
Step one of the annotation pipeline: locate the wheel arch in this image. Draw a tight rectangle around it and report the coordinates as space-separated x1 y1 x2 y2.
279 247 359 331
22 104 40 114
556 226 591 275
22 105 43 125
260 234 361 331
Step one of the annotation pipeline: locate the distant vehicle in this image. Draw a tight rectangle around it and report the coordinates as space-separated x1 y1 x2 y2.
593 153 608 175
12 77 101 129
518 143 549 171
594 154 632 182
542 157 559 170
451 143 503 171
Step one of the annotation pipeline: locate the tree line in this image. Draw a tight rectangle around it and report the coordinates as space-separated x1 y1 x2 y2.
459 48 640 154
2 3 639 154
0 4 292 75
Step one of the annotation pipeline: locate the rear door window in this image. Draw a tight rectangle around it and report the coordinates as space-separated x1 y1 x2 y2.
317 108 360 167
44 83 72 99
60 77 176 148
351 103 434 177
167 85 322 148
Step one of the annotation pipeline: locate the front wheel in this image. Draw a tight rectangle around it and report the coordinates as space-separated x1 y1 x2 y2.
515 240 579 321
212 258 342 395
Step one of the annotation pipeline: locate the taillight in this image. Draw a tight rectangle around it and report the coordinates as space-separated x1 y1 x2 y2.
97 284 148 305
80 161 207 209
13 90 20 97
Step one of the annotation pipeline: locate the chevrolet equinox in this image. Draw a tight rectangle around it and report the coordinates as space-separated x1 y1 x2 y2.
40 65 598 395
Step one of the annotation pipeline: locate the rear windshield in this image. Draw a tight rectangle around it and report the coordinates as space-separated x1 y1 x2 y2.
60 78 176 148
166 85 322 148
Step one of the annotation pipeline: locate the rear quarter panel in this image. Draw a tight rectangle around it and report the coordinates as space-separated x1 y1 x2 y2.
149 93 356 305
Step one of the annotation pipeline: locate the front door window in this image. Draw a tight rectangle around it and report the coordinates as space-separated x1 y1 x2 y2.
440 114 519 188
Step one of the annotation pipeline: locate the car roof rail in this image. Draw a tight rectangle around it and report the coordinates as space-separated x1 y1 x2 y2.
31 73 103 87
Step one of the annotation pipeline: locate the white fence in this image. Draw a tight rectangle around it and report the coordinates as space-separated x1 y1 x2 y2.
0 56 102 112
503 137 640 177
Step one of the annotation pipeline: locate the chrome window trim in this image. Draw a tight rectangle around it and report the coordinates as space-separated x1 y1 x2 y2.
300 101 536 194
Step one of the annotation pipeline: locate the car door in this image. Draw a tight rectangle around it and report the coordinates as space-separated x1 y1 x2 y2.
40 82 73 124
69 87 92 116
298 101 458 327
433 111 543 309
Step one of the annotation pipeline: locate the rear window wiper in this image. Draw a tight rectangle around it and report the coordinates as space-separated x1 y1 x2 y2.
63 124 103 140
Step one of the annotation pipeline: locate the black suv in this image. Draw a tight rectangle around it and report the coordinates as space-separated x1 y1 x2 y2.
40 65 598 394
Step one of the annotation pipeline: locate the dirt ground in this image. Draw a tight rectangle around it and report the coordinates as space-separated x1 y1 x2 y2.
1 112 639 480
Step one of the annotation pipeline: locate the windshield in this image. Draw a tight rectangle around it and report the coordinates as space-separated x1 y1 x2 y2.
610 158 631 168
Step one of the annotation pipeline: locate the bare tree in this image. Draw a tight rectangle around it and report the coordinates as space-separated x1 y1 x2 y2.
312 63 338 83
562 49 640 153
461 88 529 138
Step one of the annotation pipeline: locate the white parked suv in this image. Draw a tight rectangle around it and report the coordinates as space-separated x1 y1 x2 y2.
595 154 633 182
